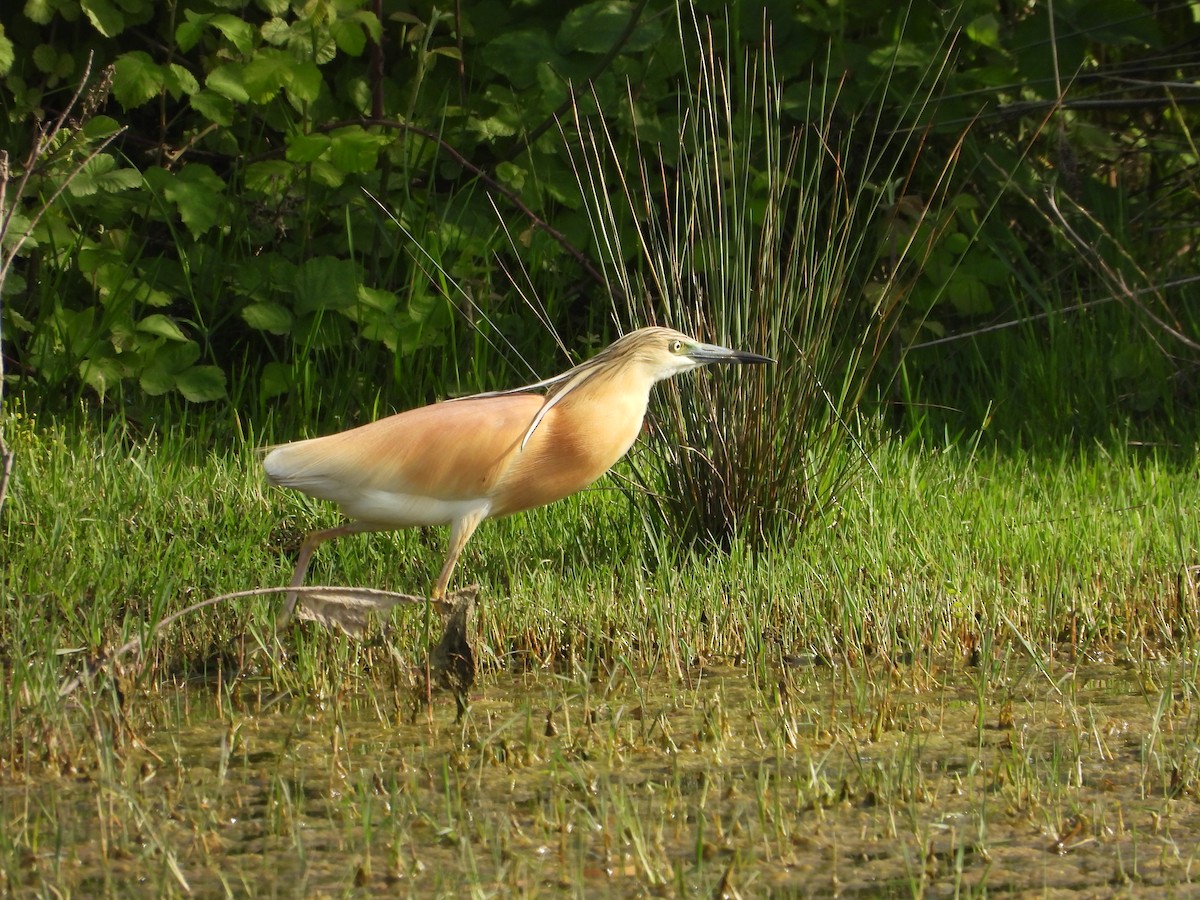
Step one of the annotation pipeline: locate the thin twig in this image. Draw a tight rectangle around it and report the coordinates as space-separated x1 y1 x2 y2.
257 117 609 289
57 584 461 699
0 54 124 519
0 150 10 516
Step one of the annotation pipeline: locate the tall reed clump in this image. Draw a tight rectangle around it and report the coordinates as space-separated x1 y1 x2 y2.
568 16 967 551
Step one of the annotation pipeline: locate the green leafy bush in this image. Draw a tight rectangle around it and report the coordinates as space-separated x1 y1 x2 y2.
0 0 1195 445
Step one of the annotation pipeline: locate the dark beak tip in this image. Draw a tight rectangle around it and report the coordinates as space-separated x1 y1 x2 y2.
690 345 774 365
727 351 772 365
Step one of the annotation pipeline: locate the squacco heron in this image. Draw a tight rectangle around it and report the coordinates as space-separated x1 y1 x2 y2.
265 326 770 623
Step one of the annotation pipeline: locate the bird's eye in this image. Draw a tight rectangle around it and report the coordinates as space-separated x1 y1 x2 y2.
669 339 683 354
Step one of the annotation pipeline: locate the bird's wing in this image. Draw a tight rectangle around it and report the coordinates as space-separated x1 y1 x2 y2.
448 370 571 400
263 394 546 505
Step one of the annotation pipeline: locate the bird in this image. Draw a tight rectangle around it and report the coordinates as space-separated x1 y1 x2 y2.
264 326 771 625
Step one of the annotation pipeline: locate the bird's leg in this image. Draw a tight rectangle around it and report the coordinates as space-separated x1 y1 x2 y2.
432 508 487 599
277 523 363 630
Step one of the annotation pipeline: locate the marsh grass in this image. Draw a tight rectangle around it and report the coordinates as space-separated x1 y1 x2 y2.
566 15 977 554
6 411 1200 680
4 413 1200 893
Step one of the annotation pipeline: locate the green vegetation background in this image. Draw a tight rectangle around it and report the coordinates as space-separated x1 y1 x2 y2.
2 0 1197 446
5 7 1200 894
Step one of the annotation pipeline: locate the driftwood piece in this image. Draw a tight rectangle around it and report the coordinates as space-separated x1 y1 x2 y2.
293 586 458 635
424 589 478 719
60 585 482 718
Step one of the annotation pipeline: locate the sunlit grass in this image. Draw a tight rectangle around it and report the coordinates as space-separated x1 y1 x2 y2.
4 412 1200 893
5 411 1200 692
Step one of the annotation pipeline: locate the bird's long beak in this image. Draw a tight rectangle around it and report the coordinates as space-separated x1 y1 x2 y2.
688 341 774 366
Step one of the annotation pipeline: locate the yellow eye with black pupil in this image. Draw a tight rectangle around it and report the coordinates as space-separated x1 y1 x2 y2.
670 340 683 353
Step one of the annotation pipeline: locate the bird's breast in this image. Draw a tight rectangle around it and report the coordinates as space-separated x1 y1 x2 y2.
490 383 650 516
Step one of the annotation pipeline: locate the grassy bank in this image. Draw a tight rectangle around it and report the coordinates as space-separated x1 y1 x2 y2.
4 409 1198 698
3 413 1200 894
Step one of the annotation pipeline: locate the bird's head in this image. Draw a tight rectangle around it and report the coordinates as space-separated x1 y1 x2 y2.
603 326 773 383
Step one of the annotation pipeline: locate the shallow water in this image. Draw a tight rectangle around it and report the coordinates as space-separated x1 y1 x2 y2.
4 654 1200 897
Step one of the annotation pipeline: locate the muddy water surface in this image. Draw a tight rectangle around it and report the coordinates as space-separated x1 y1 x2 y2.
5 655 1200 897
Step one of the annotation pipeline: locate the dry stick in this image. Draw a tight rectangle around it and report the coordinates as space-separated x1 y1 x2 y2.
0 447 11 516
0 55 124 517
0 151 11 515
1044 191 1200 354
57 585 463 699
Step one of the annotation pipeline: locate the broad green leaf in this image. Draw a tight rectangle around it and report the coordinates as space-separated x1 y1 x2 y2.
79 356 122 397
946 275 992 315
496 161 526 190
175 11 208 53
95 167 141 193
81 115 123 139
261 18 291 46
232 252 296 300
0 212 33 251
260 361 292 398
241 302 293 334
361 320 398 350
867 41 931 70
951 194 981 213
331 18 367 55
146 164 226 238
206 63 249 102
0 24 12 75
287 60 322 102
243 159 295 195
149 340 201 372
136 314 188 341
112 51 164 108
965 14 1002 51
310 31 340 66
408 289 438 323
139 367 176 396
25 0 55 25
33 44 57 74
357 285 397 312
559 1 663 54
88 262 170 309
469 115 518 140
76 245 121 276
209 13 255 54
351 9 383 40
175 365 227 402
291 311 352 350
50 49 76 79
286 132 331 163
172 164 226 237
293 256 359 314
481 30 559 89
190 89 234 124
535 61 569 109
2 273 28 297
164 63 199 97
81 0 125 37
328 126 388 173
3 302 32 326
58 307 97 356
67 154 141 196
242 49 292 102
942 232 970 255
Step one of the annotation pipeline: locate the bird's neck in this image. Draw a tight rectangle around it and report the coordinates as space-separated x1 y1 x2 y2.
557 364 654 458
